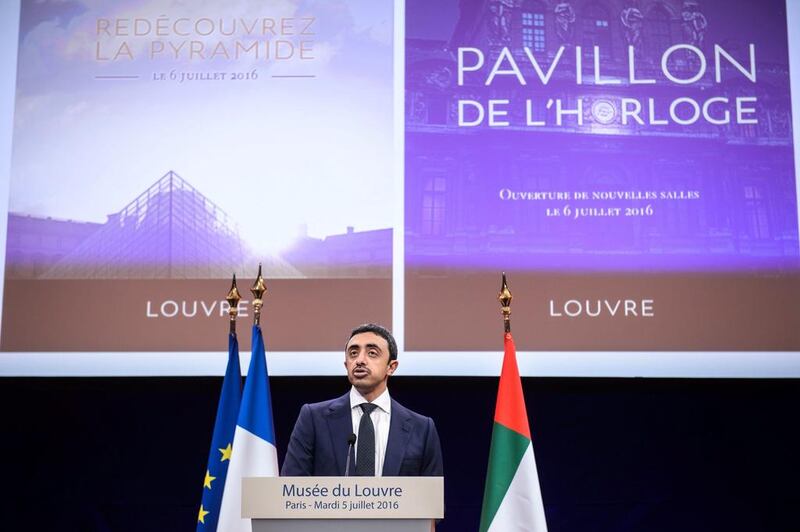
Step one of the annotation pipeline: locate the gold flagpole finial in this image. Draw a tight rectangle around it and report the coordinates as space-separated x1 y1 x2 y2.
226 274 241 334
498 272 512 333
250 264 267 326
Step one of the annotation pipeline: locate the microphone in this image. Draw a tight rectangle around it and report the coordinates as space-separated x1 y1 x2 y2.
344 433 357 477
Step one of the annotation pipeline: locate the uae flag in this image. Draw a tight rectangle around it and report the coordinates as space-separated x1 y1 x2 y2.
479 332 548 532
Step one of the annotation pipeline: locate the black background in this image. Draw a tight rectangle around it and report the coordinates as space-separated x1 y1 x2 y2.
2 376 799 531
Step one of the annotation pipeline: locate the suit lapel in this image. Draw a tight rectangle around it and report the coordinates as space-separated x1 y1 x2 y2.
324 393 353 476
382 399 412 476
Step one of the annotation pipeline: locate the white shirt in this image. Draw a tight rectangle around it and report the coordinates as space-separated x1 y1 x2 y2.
349 386 392 476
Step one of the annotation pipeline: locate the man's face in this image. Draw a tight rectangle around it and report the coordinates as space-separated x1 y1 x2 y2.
344 332 398 398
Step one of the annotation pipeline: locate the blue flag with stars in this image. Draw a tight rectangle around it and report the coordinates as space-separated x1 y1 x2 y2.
197 332 242 531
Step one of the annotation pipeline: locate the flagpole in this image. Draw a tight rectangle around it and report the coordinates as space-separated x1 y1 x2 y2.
250 263 266 326
227 274 241 336
499 272 512 333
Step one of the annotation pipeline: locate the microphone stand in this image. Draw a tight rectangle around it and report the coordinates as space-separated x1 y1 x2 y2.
344 433 356 476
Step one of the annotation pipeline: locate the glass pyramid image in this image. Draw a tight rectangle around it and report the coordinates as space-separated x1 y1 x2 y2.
7 171 300 279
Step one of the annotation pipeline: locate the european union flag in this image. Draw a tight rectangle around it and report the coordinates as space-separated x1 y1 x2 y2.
197 332 242 531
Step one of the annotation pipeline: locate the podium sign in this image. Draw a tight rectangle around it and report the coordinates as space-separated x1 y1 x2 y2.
242 476 443 532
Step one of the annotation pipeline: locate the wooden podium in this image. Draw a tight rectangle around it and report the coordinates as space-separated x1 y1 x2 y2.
242 476 444 532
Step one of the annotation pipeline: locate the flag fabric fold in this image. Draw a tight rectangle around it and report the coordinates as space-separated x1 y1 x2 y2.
197 333 242 531
217 325 279 532
479 332 548 532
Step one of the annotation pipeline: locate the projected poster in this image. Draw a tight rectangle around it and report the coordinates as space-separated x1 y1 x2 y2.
2 0 394 351
405 0 799 351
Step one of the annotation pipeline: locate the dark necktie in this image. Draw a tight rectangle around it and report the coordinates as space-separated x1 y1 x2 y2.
356 403 378 476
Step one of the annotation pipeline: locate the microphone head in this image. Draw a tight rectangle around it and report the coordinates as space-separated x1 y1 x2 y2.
347 433 357 445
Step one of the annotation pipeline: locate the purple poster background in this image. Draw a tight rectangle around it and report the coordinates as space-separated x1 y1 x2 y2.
405 0 798 272
404 0 800 352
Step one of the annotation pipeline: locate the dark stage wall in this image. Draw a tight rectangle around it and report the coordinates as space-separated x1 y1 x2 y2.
2 376 799 532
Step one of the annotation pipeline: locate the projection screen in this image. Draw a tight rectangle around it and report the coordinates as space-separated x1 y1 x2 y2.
1 0 799 377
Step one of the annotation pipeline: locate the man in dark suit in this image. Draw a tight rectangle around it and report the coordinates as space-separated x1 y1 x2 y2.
281 323 443 477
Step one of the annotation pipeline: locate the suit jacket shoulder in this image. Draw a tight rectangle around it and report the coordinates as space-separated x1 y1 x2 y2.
383 399 444 476
281 392 352 476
